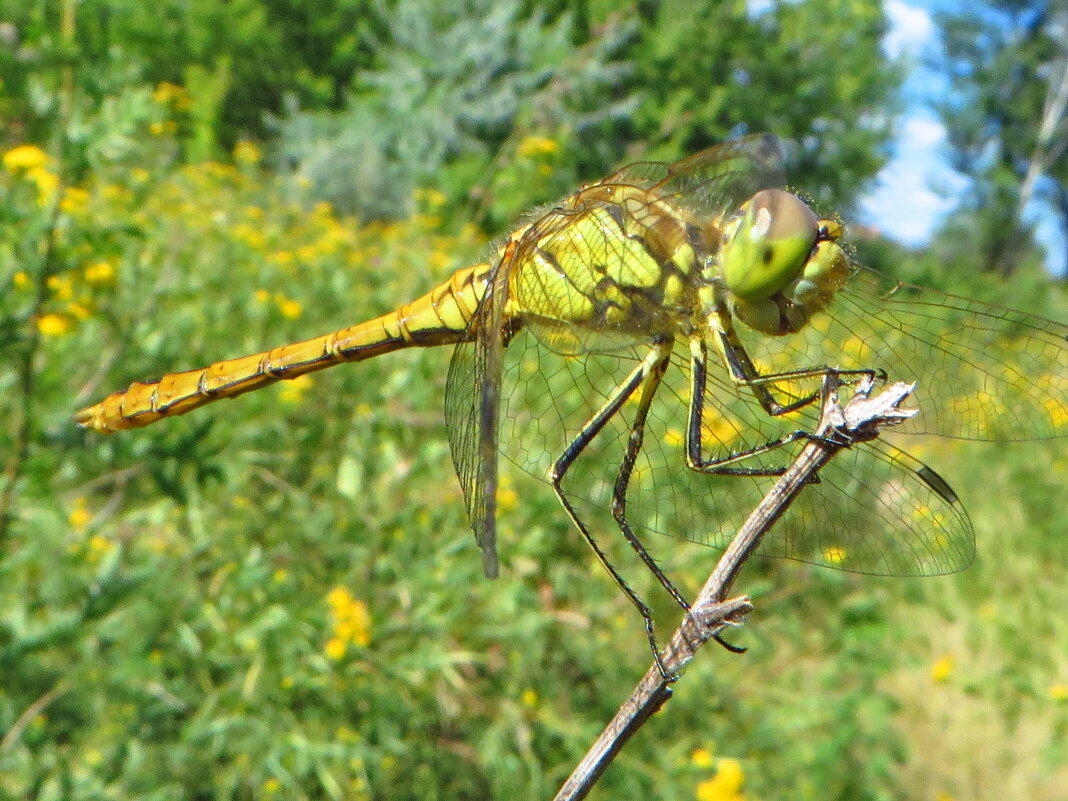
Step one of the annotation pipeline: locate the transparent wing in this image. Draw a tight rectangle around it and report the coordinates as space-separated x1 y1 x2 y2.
606 134 785 219
737 265 1068 441
445 135 792 571
496 327 976 577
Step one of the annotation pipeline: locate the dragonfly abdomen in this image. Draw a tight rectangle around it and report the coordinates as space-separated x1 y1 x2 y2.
75 263 492 433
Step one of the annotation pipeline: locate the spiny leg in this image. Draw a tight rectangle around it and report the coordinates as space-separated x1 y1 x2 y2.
550 340 679 675
713 321 883 418
610 340 689 610
687 335 822 476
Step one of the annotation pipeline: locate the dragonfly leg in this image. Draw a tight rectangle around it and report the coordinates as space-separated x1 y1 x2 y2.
550 339 683 676
687 335 815 476
713 322 883 417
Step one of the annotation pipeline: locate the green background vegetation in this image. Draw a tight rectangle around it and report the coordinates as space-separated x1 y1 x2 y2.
0 1 1065 799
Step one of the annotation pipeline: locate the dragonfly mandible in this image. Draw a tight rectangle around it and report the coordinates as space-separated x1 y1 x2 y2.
77 135 1067 663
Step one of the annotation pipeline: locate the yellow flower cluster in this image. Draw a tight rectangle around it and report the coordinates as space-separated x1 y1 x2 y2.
3 144 60 205
151 82 192 111
276 294 302 320
3 144 49 172
931 655 954 683
412 187 447 208
517 135 560 159
324 586 372 660
695 757 746 801
84 260 116 286
233 141 262 165
278 374 314 405
68 497 91 531
37 313 72 336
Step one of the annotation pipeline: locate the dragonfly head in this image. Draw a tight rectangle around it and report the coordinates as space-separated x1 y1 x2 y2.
718 189 849 335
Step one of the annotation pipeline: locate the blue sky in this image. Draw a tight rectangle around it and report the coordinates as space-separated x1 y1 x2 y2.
859 0 967 244
860 0 1066 275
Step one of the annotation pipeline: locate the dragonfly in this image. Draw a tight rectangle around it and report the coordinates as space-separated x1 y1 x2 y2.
77 135 1067 665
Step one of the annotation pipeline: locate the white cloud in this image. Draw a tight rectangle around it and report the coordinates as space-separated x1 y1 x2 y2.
901 114 945 148
860 111 969 245
883 0 935 59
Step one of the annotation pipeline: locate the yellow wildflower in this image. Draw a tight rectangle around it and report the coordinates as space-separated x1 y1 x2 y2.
3 144 49 172
152 82 190 109
695 757 745 801
413 187 447 208
267 251 294 268
37 314 71 336
261 777 281 794
27 166 59 203
279 375 313 404
253 288 270 303
712 758 743 794
517 135 559 159
295 244 319 263
131 168 150 184
339 600 372 647
325 636 347 661
1049 683 1068 701
327 586 372 648
690 747 714 768
12 272 31 290
59 187 90 214
233 140 262 164
497 487 519 511
272 568 288 583
66 301 92 320
47 274 73 300
68 497 91 531
277 297 302 320
84 260 116 285
520 689 539 708
149 120 176 136
931 655 953 683
87 534 113 561
327 586 353 609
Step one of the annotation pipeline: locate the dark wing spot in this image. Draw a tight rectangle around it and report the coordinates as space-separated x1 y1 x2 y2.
917 465 960 505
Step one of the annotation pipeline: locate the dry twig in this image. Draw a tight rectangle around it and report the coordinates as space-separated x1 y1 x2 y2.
553 374 919 801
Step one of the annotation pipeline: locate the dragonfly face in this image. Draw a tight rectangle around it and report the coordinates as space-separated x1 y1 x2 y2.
714 189 850 337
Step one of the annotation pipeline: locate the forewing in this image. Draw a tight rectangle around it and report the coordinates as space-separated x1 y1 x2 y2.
737 265 1068 441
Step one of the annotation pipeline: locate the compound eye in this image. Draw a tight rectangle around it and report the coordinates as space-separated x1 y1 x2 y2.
721 189 819 300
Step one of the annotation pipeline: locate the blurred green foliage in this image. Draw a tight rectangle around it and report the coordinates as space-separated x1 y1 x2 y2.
0 1 1066 800
935 1 1068 276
